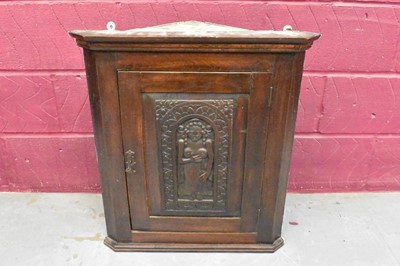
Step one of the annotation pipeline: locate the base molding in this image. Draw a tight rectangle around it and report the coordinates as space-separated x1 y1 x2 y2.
104 236 284 253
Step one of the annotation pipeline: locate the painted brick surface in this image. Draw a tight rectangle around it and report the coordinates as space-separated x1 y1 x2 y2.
0 76 59 132
289 137 400 192
52 75 92 132
367 138 400 191
289 137 373 192
0 136 100 192
0 75 92 133
0 138 9 189
0 0 399 192
296 76 325 133
320 77 400 133
0 2 400 72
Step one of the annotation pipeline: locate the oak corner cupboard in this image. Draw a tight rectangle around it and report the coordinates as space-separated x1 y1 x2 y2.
69 21 319 252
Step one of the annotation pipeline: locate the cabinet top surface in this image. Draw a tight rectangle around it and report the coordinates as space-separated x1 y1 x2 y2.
69 21 320 45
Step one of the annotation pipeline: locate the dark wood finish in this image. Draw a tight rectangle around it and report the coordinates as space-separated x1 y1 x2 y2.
104 236 284 252
133 72 253 93
70 21 319 252
240 73 272 232
115 53 276 72
147 216 241 232
118 71 151 231
131 231 257 244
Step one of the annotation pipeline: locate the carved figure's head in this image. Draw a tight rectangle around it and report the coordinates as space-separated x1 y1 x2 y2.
187 126 203 142
178 119 212 144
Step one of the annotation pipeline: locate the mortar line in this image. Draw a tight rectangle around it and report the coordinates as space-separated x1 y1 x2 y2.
1 70 400 78
0 70 86 76
1 0 400 8
0 132 94 138
1 132 400 139
295 133 400 138
304 71 400 78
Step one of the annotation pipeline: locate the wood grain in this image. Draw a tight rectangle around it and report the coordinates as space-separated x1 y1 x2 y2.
134 72 253 94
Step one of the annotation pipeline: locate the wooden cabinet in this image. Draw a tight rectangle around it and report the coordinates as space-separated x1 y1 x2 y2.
70 21 319 252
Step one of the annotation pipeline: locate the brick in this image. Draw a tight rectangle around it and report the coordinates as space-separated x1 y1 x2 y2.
0 138 9 189
289 137 373 192
170 2 203 22
367 138 400 191
1 136 100 192
319 77 400 134
289 136 400 192
189 2 227 25
0 2 399 72
295 75 325 133
52 74 92 132
0 4 83 70
0 76 60 132
0 74 92 133
150 2 181 24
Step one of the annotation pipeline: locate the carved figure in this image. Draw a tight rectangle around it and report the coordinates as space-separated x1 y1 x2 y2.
177 119 214 200
156 100 234 210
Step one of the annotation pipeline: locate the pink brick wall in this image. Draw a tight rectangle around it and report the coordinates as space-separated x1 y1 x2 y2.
1 0 399 192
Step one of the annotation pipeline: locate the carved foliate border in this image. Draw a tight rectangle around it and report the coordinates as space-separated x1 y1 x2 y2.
155 99 235 211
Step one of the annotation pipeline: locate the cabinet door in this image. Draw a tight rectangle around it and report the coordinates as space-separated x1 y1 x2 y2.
118 71 272 243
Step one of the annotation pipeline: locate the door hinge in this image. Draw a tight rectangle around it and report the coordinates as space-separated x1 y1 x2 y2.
268 86 274 107
125 150 136 173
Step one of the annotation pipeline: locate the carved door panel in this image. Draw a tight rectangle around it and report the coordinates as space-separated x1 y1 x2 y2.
118 71 272 235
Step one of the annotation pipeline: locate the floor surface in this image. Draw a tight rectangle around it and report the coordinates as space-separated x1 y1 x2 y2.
0 192 399 266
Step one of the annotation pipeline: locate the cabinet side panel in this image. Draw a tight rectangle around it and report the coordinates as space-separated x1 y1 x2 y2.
272 52 306 238
85 50 131 241
257 52 305 242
